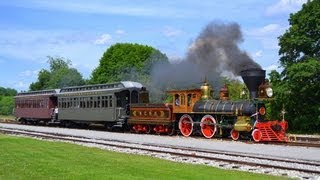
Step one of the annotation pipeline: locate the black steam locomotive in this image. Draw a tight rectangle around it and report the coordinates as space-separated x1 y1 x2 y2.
129 68 288 142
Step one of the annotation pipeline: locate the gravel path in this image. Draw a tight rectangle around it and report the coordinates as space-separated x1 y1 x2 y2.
1 123 320 162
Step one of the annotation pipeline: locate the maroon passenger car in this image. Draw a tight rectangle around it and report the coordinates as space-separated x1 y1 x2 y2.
14 89 59 124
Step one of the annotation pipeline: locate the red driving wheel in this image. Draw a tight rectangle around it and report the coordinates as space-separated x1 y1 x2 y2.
179 114 194 137
230 129 239 141
200 115 216 139
252 129 262 142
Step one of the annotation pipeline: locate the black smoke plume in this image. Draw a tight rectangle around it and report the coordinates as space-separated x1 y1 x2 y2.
151 21 261 91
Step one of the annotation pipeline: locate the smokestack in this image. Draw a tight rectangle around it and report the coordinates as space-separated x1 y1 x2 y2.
240 69 265 99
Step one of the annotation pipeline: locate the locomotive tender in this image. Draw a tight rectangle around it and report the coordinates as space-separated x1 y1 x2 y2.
14 69 288 142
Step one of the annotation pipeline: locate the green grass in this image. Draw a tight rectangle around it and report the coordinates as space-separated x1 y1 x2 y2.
0 134 285 180
0 114 15 121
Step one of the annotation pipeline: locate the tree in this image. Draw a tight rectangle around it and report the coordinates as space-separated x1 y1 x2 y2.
269 59 320 132
220 78 247 100
49 68 84 88
30 56 85 91
90 43 169 84
47 56 71 71
0 96 14 115
278 0 320 67
0 87 16 115
29 70 51 91
270 0 320 133
0 87 17 96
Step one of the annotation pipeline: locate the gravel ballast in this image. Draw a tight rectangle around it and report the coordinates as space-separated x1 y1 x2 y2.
1 123 319 162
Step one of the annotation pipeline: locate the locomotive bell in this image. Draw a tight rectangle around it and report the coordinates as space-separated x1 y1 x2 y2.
240 69 266 99
200 81 212 100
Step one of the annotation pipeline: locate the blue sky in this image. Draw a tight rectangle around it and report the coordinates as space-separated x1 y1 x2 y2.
0 0 306 91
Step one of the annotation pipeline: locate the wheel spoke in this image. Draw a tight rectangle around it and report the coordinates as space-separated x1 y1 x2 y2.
179 115 193 137
200 115 216 139
231 129 239 140
252 129 262 142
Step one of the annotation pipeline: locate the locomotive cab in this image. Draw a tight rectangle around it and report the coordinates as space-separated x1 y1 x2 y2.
167 89 202 114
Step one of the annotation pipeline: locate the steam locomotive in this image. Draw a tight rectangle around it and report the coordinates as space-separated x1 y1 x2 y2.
129 68 287 142
14 69 288 142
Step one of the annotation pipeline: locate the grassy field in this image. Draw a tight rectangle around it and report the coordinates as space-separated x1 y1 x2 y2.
0 114 15 121
0 134 285 180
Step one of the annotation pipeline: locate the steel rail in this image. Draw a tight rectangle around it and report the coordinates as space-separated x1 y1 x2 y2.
1 127 319 175
1 121 320 148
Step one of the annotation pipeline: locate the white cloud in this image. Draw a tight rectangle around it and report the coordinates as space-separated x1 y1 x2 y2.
1 1 192 19
115 29 126 35
0 30 96 60
265 64 279 71
19 70 39 77
259 24 280 34
247 24 283 37
14 81 30 90
0 29 115 91
246 24 286 50
94 33 112 45
264 64 283 77
262 39 280 50
163 26 183 38
167 54 183 63
0 29 105 79
266 0 307 16
253 50 263 58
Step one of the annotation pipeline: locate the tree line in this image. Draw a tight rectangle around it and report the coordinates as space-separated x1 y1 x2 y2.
0 87 17 115
268 0 320 133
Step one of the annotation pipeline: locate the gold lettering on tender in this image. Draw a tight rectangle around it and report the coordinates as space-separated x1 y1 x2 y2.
132 110 168 118
160 111 165 117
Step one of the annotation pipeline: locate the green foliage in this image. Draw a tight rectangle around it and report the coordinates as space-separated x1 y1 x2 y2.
268 70 289 121
272 0 320 133
221 78 247 100
0 135 282 180
49 67 84 88
269 59 320 132
29 70 51 90
0 87 16 115
90 43 169 84
30 56 85 91
0 87 17 96
0 96 14 115
47 56 71 71
163 94 173 103
278 0 320 67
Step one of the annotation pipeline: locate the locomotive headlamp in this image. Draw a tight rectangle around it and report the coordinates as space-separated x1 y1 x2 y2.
259 107 266 115
266 87 273 97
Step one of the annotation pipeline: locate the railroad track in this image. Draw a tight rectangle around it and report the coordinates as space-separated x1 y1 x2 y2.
1 127 319 179
1 121 320 148
268 141 320 148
